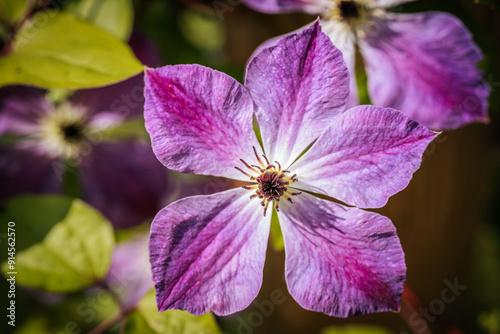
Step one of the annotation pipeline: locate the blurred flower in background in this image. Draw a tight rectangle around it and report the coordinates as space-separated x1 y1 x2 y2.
106 234 152 310
0 33 169 228
241 0 490 130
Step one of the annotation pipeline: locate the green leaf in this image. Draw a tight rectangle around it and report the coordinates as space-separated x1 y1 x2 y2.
93 117 149 142
479 308 500 333
0 11 143 89
0 0 31 26
46 88 74 104
270 208 284 251
0 195 73 256
2 199 115 292
320 325 393 334
67 0 134 41
178 9 224 52
11 316 51 334
122 290 222 334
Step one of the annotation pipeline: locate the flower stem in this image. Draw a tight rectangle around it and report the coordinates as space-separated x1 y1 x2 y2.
88 312 125 334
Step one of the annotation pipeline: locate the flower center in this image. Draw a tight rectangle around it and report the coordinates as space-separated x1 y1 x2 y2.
235 147 301 216
38 102 90 159
324 0 374 29
257 171 287 200
61 123 85 142
339 0 360 19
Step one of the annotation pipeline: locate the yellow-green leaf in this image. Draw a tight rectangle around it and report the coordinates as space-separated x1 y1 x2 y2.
67 0 134 41
0 11 143 89
0 0 31 26
179 9 224 52
93 117 149 142
122 290 222 334
0 195 73 255
2 199 115 292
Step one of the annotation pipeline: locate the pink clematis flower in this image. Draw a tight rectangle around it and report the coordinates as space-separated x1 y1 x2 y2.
145 22 437 317
241 0 490 130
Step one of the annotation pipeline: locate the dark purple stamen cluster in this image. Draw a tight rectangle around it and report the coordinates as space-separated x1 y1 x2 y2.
236 147 301 216
256 171 288 201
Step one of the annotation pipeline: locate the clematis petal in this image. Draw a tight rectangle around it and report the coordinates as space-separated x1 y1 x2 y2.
291 106 437 208
279 192 406 317
240 0 327 14
149 188 271 316
370 0 415 8
80 141 169 229
106 235 153 309
0 146 60 201
248 21 358 110
0 86 51 136
359 12 489 130
144 65 261 180
246 21 349 168
321 19 359 109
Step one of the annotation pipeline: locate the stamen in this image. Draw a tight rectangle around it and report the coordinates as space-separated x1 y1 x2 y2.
251 165 265 173
235 166 255 180
253 146 265 168
240 159 260 174
237 149 302 215
263 201 270 216
262 154 270 166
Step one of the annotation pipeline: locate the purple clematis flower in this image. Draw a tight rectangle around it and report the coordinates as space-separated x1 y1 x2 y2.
0 85 168 228
145 22 437 317
241 0 490 130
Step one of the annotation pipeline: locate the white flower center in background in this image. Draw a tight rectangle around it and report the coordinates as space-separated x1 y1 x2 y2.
327 0 367 24
236 147 301 216
37 102 91 159
325 0 385 37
